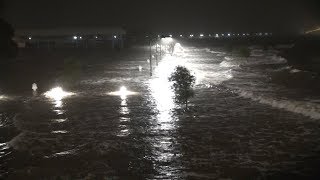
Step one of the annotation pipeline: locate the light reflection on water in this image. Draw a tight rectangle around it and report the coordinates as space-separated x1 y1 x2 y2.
109 87 136 137
148 44 196 176
118 97 130 137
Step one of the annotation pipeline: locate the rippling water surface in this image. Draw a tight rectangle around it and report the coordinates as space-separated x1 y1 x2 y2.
1 44 320 179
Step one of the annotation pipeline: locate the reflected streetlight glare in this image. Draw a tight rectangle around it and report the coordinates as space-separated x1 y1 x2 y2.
0 95 6 100
44 87 75 107
108 86 137 100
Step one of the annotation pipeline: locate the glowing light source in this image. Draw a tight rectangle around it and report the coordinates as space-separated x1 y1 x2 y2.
169 34 173 37
180 34 183 37
227 33 231 37
44 87 74 107
28 37 32 40
95 36 98 39
108 86 137 100
189 34 194 38
73 36 77 40
200 34 204 37
114 35 117 39
79 36 82 39
215 34 219 38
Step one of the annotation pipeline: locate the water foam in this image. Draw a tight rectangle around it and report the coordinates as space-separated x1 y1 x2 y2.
290 69 302 73
239 90 320 119
205 48 225 55
219 61 239 68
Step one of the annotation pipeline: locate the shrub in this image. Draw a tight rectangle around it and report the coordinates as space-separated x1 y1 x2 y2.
169 66 196 109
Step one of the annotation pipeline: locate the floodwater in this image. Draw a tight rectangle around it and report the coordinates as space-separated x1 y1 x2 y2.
1 43 320 179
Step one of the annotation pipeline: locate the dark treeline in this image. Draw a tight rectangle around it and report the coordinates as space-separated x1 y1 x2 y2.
0 0 17 58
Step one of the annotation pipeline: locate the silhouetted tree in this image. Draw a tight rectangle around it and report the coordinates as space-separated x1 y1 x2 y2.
169 66 196 109
0 18 18 58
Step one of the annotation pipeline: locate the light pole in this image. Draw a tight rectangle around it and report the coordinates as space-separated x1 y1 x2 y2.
149 38 152 76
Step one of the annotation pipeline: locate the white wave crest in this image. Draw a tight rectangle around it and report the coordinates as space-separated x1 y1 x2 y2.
239 91 320 119
290 69 302 73
219 61 239 68
205 48 225 55
224 56 233 61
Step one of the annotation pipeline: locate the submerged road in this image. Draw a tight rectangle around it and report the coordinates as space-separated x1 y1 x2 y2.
1 44 320 179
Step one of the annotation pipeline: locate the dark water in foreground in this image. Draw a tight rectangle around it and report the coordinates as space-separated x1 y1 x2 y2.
1 44 320 179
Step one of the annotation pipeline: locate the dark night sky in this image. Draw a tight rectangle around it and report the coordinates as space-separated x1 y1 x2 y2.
2 0 320 34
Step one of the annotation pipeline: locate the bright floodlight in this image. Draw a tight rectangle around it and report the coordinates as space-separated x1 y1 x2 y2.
200 34 204 37
227 33 231 37
44 87 74 101
109 86 136 100
114 35 117 39
189 34 194 38
28 37 32 40
95 36 98 39
79 36 82 39
73 36 77 40
180 34 183 37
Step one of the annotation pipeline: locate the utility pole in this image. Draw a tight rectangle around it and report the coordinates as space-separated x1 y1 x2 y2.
149 38 152 76
160 43 162 60
155 44 158 66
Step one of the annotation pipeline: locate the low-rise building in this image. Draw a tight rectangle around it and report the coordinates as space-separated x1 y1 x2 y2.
15 27 126 49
